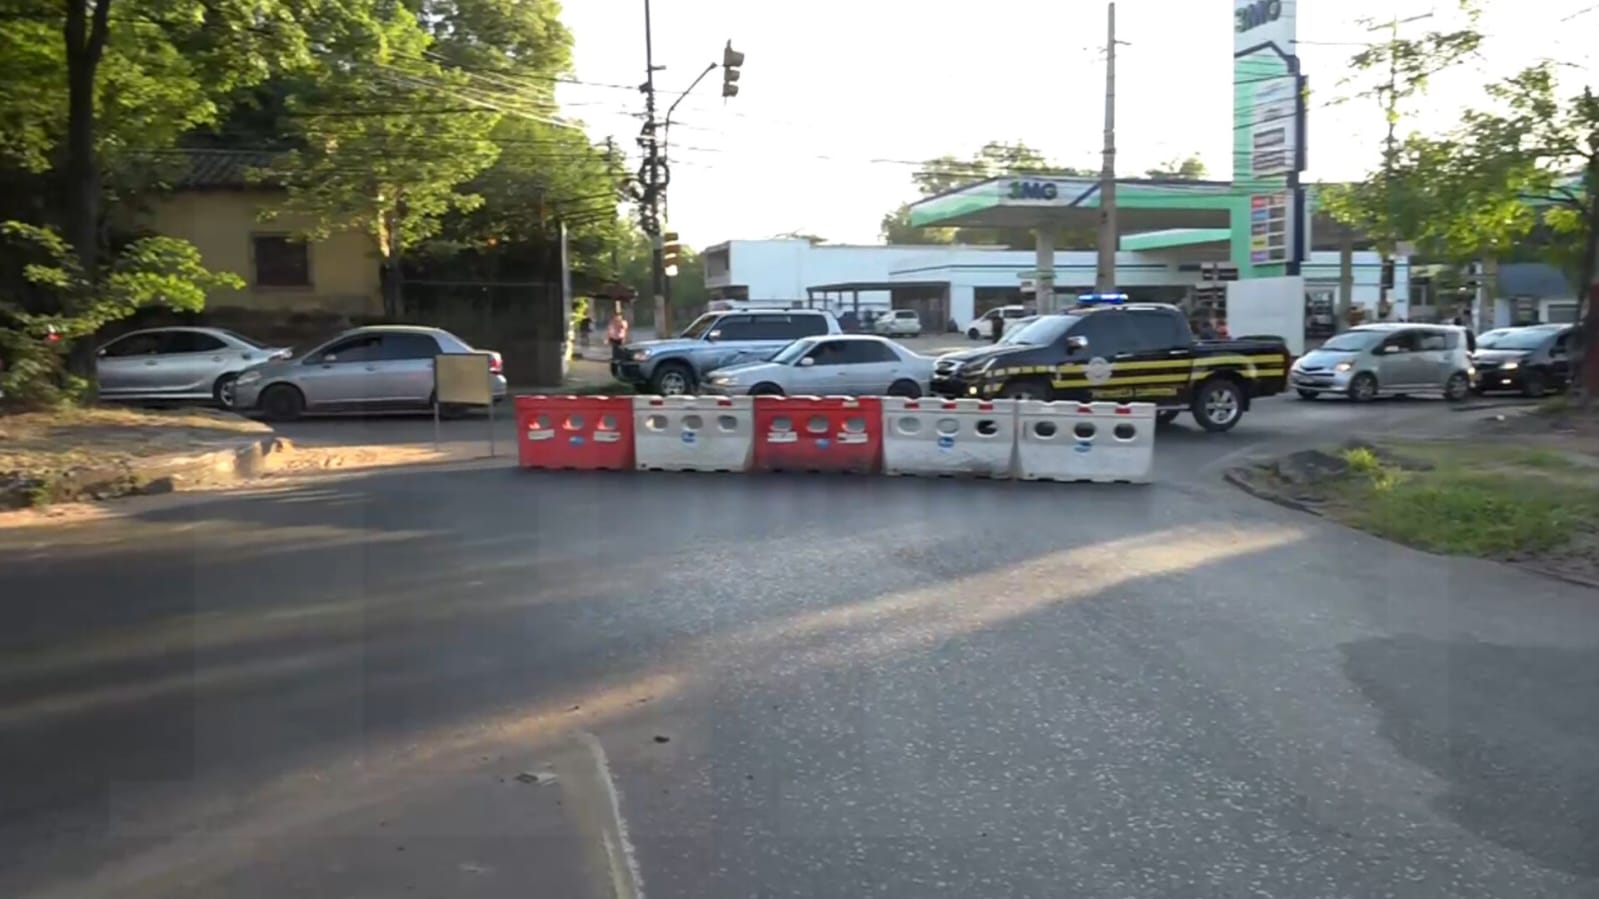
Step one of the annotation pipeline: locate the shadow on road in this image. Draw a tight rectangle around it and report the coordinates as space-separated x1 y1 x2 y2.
1342 634 1599 878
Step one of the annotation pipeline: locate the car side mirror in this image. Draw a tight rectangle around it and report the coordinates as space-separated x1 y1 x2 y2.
707 329 722 341
96 348 107 358
322 353 338 363
798 356 816 367
1066 335 1089 352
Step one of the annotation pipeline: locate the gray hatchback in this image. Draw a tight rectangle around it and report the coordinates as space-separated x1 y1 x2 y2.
232 325 508 420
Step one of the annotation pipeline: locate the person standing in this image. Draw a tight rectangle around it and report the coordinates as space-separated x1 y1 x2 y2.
991 313 1005 343
607 305 630 361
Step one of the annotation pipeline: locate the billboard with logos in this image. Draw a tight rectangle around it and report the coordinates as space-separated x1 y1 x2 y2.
1232 0 1306 277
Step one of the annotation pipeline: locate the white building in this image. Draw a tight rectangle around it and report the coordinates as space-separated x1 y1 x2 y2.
702 238 1406 331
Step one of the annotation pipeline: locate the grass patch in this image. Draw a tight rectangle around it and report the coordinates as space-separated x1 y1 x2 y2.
1320 439 1599 559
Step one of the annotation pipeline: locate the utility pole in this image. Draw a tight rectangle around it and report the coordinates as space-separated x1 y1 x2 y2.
1095 1 1119 294
1370 12 1431 322
639 0 667 337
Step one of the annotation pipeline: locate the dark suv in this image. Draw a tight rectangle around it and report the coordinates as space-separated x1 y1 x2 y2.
1471 323 1574 397
612 309 842 395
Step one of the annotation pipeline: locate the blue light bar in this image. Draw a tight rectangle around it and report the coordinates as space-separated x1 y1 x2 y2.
1076 292 1128 305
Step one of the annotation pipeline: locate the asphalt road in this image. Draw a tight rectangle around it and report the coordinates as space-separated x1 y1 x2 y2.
2 397 1596 898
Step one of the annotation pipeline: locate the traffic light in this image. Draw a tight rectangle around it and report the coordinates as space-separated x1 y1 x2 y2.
721 41 744 98
662 231 681 278
1380 257 1396 290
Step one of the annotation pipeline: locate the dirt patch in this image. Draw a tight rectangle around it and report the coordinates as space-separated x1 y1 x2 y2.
1229 434 1599 588
0 406 274 508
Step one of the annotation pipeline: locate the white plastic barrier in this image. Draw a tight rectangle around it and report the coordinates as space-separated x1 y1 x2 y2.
881 397 1016 478
1015 401 1155 484
633 396 755 472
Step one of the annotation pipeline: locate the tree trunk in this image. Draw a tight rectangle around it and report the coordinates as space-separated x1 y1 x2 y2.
63 0 112 397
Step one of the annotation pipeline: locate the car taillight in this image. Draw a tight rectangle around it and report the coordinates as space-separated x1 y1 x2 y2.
488 353 503 374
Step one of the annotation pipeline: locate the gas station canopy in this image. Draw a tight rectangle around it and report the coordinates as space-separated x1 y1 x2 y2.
907 176 1236 235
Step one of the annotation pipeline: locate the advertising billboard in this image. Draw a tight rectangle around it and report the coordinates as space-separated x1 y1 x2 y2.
1232 0 1305 276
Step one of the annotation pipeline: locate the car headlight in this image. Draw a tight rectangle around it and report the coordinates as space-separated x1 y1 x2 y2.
236 370 262 385
630 349 652 362
1333 361 1353 373
1500 360 1519 371
709 374 735 385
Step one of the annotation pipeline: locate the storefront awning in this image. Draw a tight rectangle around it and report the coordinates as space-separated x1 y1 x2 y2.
908 176 1237 232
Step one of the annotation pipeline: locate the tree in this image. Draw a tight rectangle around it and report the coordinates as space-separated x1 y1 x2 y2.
879 140 1094 246
1469 65 1599 401
0 222 242 407
1145 154 1207 180
0 0 312 394
1322 3 1483 259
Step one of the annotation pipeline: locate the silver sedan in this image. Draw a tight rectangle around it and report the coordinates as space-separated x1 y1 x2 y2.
232 324 508 420
703 334 934 397
97 327 291 408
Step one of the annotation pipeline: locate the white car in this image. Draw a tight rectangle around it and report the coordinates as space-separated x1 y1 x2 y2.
873 309 922 337
964 305 1033 340
703 335 934 397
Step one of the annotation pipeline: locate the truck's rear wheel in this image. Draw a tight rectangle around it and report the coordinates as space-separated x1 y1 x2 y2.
1192 378 1244 432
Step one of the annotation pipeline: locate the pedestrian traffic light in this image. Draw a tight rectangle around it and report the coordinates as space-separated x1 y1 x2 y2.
662 231 681 278
721 41 744 98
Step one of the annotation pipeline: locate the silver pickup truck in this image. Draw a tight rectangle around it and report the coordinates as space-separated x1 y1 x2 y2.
611 309 841 394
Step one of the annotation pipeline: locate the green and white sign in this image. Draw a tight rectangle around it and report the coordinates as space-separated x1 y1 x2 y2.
1232 0 1301 276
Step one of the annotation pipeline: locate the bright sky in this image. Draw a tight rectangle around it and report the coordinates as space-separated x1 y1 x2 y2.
556 0 1597 249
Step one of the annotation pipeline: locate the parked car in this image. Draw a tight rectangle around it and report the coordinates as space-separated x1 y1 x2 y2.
873 309 922 337
612 309 841 395
232 325 507 421
1471 323 1573 397
963 304 1033 340
1290 323 1473 402
703 335 933 397
96 327 291 408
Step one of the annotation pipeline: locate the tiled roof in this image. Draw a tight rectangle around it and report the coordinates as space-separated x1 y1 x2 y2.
132 148 281 190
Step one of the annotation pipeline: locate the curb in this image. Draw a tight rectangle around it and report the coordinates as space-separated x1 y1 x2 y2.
1 435 294 509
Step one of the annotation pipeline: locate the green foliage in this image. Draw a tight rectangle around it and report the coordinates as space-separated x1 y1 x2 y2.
0 221 241 407
1145 155 1207 180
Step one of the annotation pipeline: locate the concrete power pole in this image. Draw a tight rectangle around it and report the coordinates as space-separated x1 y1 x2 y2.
1095 1 1118 294
641 0 668 337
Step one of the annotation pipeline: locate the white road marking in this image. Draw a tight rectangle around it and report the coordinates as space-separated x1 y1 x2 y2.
577 731 645 899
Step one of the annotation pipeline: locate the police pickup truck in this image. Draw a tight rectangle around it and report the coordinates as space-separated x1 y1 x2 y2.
930 300 1289 432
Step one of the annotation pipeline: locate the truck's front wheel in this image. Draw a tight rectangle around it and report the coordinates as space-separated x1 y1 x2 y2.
998 377 1051 401
650 362 695 396
1192 378 1244 432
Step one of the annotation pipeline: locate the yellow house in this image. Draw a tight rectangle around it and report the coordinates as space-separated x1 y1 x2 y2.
138 150 383 315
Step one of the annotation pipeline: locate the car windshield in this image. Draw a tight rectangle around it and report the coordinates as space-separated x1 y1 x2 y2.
1000 314 1080 346
771 337 820 365
679 314 719 340
1477 328 1551 351
1320 330 1384 352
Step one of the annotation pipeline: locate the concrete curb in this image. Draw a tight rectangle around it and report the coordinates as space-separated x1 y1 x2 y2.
1 435 294 509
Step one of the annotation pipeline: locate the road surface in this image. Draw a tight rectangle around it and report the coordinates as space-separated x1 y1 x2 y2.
1 397 1595 898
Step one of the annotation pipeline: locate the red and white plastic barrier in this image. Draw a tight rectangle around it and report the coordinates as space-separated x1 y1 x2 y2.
1015 401 1154 483
752 395 882 474
515 395 635 471
880 397 1016 479
516 394 1157 483
632 396 755 472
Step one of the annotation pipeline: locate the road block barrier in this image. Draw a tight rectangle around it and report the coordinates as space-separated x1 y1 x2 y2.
516 395 635 471
633 395 754 472
881 397 1016 478
1015 401 1155 483
752 396 882 474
